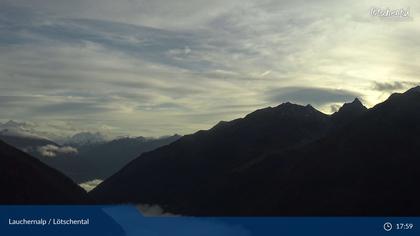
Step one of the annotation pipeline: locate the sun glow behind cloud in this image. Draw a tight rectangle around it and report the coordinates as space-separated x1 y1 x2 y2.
0 0 420 137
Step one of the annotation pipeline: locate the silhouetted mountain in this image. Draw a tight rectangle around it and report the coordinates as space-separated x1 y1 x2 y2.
331 98 367 127
92 86 420 216
91 102 331 210
0 140 91 204
406 85 420 94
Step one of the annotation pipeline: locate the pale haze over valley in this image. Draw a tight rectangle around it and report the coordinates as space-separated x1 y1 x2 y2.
1 0 420 138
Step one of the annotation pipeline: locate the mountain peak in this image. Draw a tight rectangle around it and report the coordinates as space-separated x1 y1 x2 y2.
331 98 367 126
65 132 109 145
275 102 317 111
352 97 362 104
337 98 366 113
245 102 324 118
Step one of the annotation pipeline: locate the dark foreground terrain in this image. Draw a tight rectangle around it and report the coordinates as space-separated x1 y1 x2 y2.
0 140 91 204
92 86 420 216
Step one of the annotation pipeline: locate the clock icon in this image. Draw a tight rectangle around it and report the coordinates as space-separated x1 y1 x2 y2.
384 222 393 232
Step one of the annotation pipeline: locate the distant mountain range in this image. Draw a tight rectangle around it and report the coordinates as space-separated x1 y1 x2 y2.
63 132 110 146
0 140 90 204
0 131 181 183
0 121 110 146
41 135 181 183
0 133 58 151
91 86 420 216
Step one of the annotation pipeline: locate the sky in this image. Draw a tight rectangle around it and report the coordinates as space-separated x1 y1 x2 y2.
1 0 420 138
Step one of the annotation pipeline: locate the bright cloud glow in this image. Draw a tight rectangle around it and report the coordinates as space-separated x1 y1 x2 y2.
1 0 420 137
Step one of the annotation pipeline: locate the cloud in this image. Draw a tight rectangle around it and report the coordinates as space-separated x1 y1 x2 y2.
1 1 420 137
372 81 418 92
265 87 361 106
79 179 103 192
37 144 78 157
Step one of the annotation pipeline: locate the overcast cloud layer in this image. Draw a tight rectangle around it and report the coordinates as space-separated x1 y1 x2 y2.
1 0 420 137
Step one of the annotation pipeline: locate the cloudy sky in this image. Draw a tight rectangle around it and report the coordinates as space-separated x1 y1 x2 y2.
1 0 420 137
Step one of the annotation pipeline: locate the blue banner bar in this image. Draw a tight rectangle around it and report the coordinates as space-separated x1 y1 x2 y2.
0 206 419 236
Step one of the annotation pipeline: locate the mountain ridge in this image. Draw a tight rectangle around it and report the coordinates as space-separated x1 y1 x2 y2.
0 139 91 204
91 86 420 216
